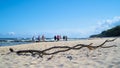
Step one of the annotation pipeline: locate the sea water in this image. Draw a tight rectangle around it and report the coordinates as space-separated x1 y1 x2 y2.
0 38 87 46
0 42 32 46
0 38 54 46
0 38 32 46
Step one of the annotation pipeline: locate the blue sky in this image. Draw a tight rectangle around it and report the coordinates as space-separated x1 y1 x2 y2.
0 0 120 38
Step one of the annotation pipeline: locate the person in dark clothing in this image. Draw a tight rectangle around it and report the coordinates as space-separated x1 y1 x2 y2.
38 35 40 42
54 35 57 41
63 36 66 41
63 36 68 41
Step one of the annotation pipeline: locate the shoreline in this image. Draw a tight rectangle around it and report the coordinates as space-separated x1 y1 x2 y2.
0 37 119 47
0 37 88 47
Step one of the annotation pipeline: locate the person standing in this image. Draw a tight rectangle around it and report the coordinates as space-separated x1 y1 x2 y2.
32 36 35 42
65 36 68 41
42 35 45 41
63 36 65 41
38 35 40 42
54 35 57 41
57 35 60 41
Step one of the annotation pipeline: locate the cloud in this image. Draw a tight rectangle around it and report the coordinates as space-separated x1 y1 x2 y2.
94 16 120 34
0 32 16 38
8 32 15 35
56 16 120 38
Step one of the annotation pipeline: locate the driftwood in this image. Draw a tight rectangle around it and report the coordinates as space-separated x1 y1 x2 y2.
9 38 117 58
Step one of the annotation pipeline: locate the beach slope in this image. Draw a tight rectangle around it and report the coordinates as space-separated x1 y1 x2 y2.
0 38 120 68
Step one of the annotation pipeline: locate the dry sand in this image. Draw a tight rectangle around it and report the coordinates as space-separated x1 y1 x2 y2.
0 37 120 68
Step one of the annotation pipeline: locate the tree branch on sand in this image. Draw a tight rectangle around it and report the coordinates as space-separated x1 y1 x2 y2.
8 38 117 58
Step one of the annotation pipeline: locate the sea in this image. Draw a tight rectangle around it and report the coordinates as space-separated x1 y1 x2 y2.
0 38 33 46
0 38 57 46
0 38 87 46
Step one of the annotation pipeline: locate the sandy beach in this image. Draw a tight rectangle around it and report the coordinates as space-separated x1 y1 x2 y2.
0 37 120 68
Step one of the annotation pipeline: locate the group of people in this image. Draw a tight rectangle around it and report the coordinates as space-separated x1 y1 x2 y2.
63 36 68 41
32 35 45 42
54 35 68 41
54 35 61 41
32 35 68 42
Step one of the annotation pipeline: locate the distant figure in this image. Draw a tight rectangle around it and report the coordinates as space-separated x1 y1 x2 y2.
63 36 66 41
38 35 40 42
42 35 45 41
65 36 68 41
54 35 57 41
59 35 61 40
57 35 60 41
63 36 68 41
32 36 35 42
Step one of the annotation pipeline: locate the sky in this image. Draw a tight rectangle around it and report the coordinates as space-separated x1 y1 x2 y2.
0 0 120 38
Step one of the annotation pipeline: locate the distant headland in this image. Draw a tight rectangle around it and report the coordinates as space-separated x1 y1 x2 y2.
90 25 120 38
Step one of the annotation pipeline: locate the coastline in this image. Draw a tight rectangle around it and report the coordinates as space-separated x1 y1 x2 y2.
0 37 120 68
0 38 86 47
